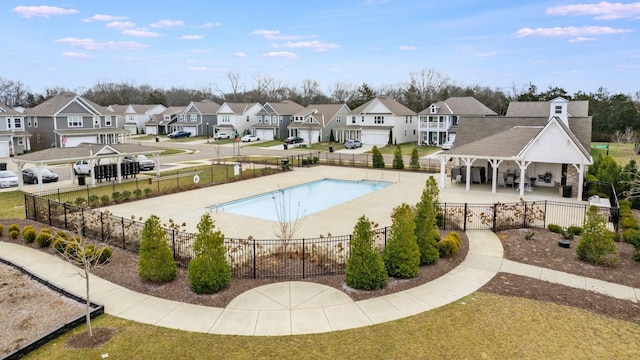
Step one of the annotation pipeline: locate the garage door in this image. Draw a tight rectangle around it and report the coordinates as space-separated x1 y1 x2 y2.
0 141 9 157
362 131 388 146
145 126 158 135
64 136 98 148
183 127 198 136
256 129 274 141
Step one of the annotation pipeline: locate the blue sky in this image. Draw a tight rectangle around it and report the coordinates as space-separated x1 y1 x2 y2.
2 1 639 96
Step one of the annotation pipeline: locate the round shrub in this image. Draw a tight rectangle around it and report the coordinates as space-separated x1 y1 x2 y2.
8 224 20 233
188 256 231 294
9 230 19 239
112 192 122 202
623 229 640 248
0 224 4 237
122 190 132 200
35 230 54 248
567 226 582 236
83 244 96 260
53 237 67 253
143 188 153 197
633 249 640 262
138 214 177 283
88 195 100 206
75 197 87 206
23 227 37 244
22 225 35 238
55 231 69 239
98 246 113 264
447 232 462 248
547 224 564 234
133 189 143 198
100 195 111 205
577 207 618 266
437 234 460 258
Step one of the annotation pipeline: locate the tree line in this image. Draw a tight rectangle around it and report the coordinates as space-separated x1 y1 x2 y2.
1 70 639 142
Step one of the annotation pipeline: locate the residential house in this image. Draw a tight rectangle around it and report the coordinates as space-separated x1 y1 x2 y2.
215 102 263 137
418 97 497 146
288 104 350 144
107 104 167 134
25 93 131 150
438 97 592 200
254 100 305 140
337 96 417 146
0 102 31 156
145 106 186 135
179 100 221 138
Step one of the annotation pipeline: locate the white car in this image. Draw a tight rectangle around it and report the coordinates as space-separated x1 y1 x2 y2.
241 135 259 142
0 170 19 188
213 132 230 140
73 160 92 175
442 141 454 150
124 155 155 170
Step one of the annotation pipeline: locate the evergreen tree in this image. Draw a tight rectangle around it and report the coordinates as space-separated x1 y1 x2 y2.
392 145 404 169
329 129 335 142
384 203 420 278
372 146 385 168
414 177 440 265
345 215 387 290
409 147 420 170
388 129 393 146
138 215 177 282
188 213 231 294
576 206 618 266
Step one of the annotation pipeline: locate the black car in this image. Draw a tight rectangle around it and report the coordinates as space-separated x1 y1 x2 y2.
22 168 59 184
168 130 191 139
284 136 304 144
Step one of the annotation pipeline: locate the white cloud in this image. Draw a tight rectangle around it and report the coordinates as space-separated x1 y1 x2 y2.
150 20 184 28
56 37 148 50
513 26 631 37
569 36 597 42
251 29 302 40
193 22 221 29
179 35 204 40
235 52 247 58
106 21 136 30
61 52 91 59
12 5 78 18
275 41 339 51
476 51 497 57
122 29 161 37
83 14 128 23
547 2 640 20
262 51 298 59
398 45 418 51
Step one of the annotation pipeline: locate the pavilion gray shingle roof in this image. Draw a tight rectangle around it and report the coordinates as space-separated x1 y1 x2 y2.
418 97 498 116
506 100 589 117
348 96 416 116
13 143 161 164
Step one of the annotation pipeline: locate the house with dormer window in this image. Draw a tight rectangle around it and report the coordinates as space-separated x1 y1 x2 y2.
107 104 166 135
437 97 592 200
0 102 31 156
287 104 351 144
254 100 305 140
145 106 185 135
173 100 221 138
215 102 263 137
25 93 130 150
336 95 417 146
418 97 497 147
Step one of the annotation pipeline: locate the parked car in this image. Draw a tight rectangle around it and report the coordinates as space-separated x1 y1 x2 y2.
0 170 19 188
241 134 259 142
124 155 155 170
73 160 92 175
344 139 362 149
442 141 454 150
213 132 230 140
284 136 304 144
168 130 191 139
22 168 59 184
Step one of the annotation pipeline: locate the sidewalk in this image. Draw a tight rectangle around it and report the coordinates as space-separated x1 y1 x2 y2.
1 232 637 335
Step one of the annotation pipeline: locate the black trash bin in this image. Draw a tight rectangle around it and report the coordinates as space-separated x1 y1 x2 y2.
562 185 572 198
155 136 159 142
78 174 86 186
0 163 6 171
283 143 288 150
329 146 334 153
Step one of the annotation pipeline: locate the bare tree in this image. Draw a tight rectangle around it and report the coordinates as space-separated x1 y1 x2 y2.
272 189 306 244
328 81 355 104
623 126 636 144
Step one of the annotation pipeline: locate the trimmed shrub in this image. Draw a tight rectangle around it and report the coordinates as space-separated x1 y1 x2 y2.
133 188 143 198
392 146 404 169
75 197 87 206
138 214 177 282
100 195 111 205
188 213 231 294
35 230 54 248
409 147 420 170
143 188 153 197
0 224 4 237
345 215 387 290
623 229 640 248
547 224 564 234
53 237 67 253
23 227 37 244
122 190 132 200
56 231 69 239
88 195 100 206
8 224 19 233
413 177 440 265
98 246 113 264
576 206 618 266
438 232 461 258
112 192 122 202
633 249 640 262
566 226 582 236
9 230 19 239
383 203 420 278
372 146 385 168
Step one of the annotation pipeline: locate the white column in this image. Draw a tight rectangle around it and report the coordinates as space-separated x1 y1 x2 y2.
516 160 532 197
462 157 476 192
488 159 503 193
438 155 450 188
573 163 585 200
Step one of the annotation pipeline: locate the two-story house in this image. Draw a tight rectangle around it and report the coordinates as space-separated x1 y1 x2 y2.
146 106 186 135
254 100 305 140
215 102 263 137
288 104 351 144
180 100 221 139
107 104 167 135
337 96 417 146
418 97 498 147
0 102 31 156
25 93 131 149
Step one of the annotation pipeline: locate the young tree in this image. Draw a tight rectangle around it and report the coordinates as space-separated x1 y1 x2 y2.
414 177 441 265
345 215 387 290
388 129 393 146
138 214 177 282
576 206 618 266
409 147 420 170
188 213 231 294
372 146 385 168
392 145 404 169
384 203 420 278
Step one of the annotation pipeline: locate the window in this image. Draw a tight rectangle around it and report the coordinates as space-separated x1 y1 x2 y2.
27 118 31 127
374 116 384 124
361 116 365 122
555 105 563 114
247 115 250 122
452 115 459 126
258 117 263 124
14 118 22 129
352 116 356 124
34 118 38 127
105 116 112 126
6 119 10 129
127 115 135 123
68 116 83 127
17 138 24 145
189 114 197 122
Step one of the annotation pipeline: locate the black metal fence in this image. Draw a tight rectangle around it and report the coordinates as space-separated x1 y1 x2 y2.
24 192 618 278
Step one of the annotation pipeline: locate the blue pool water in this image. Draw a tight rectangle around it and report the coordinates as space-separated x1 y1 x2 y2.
209 178 392 222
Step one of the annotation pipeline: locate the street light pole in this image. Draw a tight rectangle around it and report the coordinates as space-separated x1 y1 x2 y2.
206 122 209 143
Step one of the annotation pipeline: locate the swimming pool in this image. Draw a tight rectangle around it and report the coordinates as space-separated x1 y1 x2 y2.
209 178 392 222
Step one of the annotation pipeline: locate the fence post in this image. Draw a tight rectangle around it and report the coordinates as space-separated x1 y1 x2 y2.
492 203 497 232
384 227 388 247
176 172 179 190
543 201 548 228
121 217 126 250
523 202 528 228
81 207 85 235
57 188 61 203
302 238 305 279
63 202 68 228
442 203 447 230
33 196 38 222
253 239 257 279
463 203 468 232
172 230 177 260
47 199 52 226
100 212 104 241
86 185 90 204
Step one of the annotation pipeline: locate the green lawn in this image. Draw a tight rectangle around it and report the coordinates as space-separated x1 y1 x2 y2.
0 190 26 219
592 142 636 166
374 143 439 157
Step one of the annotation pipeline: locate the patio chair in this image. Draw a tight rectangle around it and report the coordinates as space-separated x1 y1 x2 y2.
505 173 515 188
497 172 506 188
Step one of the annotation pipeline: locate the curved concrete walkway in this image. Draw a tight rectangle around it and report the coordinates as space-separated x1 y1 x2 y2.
1 232 638 336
